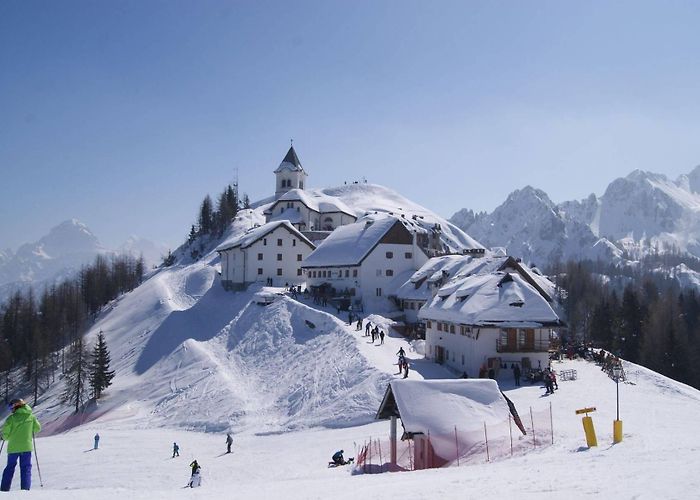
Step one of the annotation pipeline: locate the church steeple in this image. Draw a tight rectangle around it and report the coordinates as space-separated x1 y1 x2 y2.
274 144 308 199
275 145 305 173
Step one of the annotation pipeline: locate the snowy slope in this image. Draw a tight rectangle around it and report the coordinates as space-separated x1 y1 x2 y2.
16 357 700 498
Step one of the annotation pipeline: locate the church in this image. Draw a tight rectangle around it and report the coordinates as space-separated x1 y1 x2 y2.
264 146 357 234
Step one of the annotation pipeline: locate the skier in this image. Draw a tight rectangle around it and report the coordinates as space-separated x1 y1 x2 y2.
188 460 202 488
1 399 41 491
365 321 371 337
397 347 406 358
226 433 233 454
356 318 362 331
331 450 346 466
397 355 405 374
379 329 385 344
172 442 180 458
94 433 100 450
513 364 521 387
403 362 410 379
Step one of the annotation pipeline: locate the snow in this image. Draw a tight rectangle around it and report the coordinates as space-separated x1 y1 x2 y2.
16 357 700 499
273 189 356 217
302 214 407 268
421 271 560 326
215 220 313 252
7 182 700 498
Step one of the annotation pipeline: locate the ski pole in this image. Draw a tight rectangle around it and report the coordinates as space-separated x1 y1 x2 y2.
32 434 43 488
0 439 4 456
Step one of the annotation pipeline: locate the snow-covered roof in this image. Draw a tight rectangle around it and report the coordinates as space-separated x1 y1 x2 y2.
396 255 509 301
273 146 305 174
376 379 513 457
216 221 315 252
269 189 357 217
419 268 561 327
302 214 421 268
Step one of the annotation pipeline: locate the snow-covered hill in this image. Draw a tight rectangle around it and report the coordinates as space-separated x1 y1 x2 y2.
451 166 700 276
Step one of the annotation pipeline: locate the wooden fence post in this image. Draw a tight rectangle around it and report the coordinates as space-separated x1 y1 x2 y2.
530 407 536 448
484 422 490 462
509 413 513 457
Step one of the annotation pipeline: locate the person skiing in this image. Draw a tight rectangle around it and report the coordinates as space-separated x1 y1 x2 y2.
513 364 521 387
94 433 100 450
331 450 346 466
1 399 41 491
379 329 385 344
397 347 406 358
188 460 202 488
172 442 180 458
365 321 371 337
226 433 233 454
403 362 410 379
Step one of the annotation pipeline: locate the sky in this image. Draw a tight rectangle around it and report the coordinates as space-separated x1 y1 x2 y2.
2 0 700 252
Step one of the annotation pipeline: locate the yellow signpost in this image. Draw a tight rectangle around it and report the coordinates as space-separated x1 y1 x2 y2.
575 407 598 447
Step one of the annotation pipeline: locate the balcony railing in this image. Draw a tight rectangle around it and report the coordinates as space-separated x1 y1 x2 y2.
496 338 552 353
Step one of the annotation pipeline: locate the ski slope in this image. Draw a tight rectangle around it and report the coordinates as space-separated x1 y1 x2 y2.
17 358 700 499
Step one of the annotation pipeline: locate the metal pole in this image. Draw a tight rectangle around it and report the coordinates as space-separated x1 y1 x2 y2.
0 439 4 456
483 422 490 462
32 434 43 488
616 377 620 421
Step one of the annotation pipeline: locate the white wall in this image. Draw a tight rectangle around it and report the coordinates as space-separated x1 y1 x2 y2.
359 242 427 311
423 322 551 379
221 226 313 288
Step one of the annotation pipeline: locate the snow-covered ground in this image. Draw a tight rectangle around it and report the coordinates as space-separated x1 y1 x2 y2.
16 357 700 499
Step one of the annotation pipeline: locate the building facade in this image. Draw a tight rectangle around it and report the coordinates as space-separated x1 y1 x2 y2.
217 221 315 290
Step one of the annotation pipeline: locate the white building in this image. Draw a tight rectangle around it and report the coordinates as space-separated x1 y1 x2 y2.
274 146 308 199
265 188 357 232
301 214 430 312
418 255 563 379
217 221 315 290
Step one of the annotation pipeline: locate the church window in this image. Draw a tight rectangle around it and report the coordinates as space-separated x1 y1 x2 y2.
299 181 304 189
277 238 283 246
386 251 393 259
277 254 282 261
277 268 282 276
297 268 302 276
386 269 394 277
257 253 263 261
297 254 302 261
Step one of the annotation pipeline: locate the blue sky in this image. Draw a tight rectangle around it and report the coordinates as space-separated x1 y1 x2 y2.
2 1 700 252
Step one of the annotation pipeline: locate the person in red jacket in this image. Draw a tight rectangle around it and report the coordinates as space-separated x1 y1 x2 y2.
1 399 41 491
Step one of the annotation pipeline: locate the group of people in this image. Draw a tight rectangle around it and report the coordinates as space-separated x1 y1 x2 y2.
177 433 234 488
362 322 385 344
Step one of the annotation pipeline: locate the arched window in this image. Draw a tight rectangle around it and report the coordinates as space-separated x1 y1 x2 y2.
299 181 304 189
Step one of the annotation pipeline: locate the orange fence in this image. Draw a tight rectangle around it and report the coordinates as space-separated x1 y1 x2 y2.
355 404 553 473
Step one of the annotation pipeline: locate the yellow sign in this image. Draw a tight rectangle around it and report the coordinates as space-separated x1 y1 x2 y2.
575 407 597 415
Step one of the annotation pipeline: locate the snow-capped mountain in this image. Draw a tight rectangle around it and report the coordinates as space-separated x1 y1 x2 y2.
452 186 616 268
0 219 107 300
450 166 700 272
0 220 165 303
118 235 169 270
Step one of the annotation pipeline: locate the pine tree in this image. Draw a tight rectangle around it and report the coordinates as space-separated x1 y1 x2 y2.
89 331 115 399
198 195 214 235
62 337 89 413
